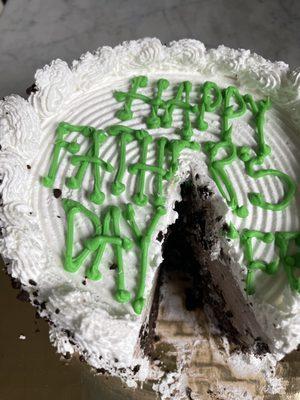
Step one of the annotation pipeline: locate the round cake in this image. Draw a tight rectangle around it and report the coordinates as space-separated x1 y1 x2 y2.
0 38 300 399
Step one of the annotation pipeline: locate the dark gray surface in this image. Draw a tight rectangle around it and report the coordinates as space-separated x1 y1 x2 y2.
0 0 299 97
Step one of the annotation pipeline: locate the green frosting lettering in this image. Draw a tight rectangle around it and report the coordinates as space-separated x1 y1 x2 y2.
238 97 296 211
42 122 114 205
63 199 133 304
123 204 166 314
240 230 279 295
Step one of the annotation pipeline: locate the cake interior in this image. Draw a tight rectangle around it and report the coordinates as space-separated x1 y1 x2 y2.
141 178 270 365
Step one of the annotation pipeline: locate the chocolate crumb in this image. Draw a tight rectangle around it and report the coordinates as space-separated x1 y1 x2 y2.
133 365 140 374
26 83 38 96
255 337 269 354
40 301 47 310
186 387 193 399
32 291 38 297
11 278 21 290
223 222 229 231
79 355 85 363
156 231 164 242
96 368 106 375
29 279 37 286
57 215 61 218
53 188 62 198
26 165 31 170
17 290 30 302
109 264 117 270
64 329 72 338
64 352 71 360
33 299 40 306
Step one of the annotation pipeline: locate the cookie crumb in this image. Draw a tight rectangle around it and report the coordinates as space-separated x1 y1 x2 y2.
53 188 62 198
156 231 164 242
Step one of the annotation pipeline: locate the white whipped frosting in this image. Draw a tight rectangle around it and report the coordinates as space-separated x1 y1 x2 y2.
0 38 300 391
